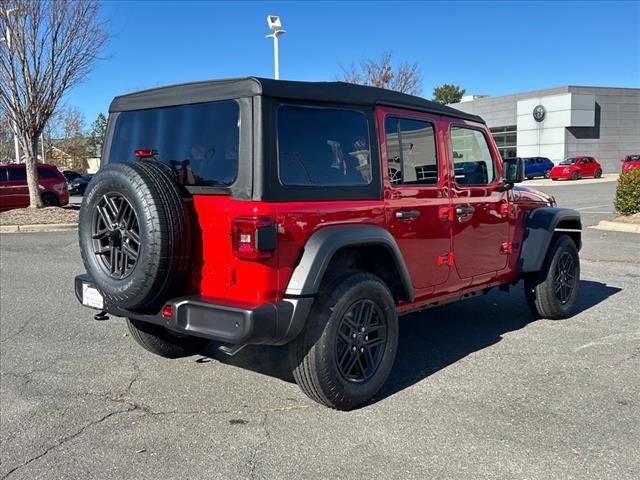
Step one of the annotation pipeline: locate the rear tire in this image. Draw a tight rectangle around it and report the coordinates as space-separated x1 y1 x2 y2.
524 235 580 319
595 169 602 178
41 192 59 207
126 318 209 358
289 271 398 410
571 171 579 181
544 169 551 179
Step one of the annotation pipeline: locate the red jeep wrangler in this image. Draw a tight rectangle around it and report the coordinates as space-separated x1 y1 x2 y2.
76 78 581 410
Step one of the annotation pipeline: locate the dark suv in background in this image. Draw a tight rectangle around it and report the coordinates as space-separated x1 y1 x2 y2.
0 163 69 211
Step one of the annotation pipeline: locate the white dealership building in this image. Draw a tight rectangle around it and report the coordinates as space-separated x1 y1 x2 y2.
450 86 640 172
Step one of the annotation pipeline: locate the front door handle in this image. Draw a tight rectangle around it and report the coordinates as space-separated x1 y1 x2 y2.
455 206 475 216
396 210 421 220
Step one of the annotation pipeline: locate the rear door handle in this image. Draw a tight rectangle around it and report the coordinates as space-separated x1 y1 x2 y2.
396 210 421 220
455 206 475 216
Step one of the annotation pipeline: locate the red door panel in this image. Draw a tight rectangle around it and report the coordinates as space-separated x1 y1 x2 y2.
378 107 452 292
447 122 510 280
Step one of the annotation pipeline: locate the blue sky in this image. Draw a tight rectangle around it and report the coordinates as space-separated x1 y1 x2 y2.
70 0 640 124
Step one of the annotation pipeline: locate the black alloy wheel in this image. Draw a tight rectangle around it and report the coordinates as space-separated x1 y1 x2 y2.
554 251 576 305
335 299 387 383
91 192 141 279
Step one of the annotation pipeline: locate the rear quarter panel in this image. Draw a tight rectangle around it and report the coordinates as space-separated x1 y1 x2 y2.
190 195 385 304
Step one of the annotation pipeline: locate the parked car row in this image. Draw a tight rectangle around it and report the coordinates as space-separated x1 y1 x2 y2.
503 154 640 182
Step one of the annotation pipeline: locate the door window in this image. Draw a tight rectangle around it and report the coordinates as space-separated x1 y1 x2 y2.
450 127 496 186
37 167 58 179
0 167 7 182
384 117 438 186
8 167 27 182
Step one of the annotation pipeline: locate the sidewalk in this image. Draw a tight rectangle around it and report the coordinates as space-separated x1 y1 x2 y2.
525 173 619 187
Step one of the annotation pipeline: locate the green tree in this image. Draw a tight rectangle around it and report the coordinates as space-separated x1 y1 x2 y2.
87 112 107 157
432 84 466 105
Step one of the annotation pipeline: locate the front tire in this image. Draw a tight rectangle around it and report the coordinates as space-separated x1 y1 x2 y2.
544 169 551 179
524 235 580 319
126 318 209 358
595 169 602 178
571 171 579 181
41 192 59 207
289 272 399 410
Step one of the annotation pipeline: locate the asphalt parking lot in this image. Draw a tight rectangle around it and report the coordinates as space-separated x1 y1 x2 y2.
1 180 639 479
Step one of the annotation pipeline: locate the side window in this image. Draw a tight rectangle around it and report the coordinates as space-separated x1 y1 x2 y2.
278 106 371 187
450 127 496 186
384 116 438 186
8 167 27 182
0 167 7 182
37 167 57 179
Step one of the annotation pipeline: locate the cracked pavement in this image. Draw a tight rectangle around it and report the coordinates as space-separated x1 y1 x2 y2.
1 181 639 479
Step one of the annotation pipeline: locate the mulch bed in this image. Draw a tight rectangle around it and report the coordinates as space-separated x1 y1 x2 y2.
0 207 79 226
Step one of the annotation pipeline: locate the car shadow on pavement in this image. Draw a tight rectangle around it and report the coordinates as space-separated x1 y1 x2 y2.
199 280 621 403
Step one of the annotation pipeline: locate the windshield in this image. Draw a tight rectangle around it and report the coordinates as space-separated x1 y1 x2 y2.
625 155 640 162
560 158 577 165
108 100 240 187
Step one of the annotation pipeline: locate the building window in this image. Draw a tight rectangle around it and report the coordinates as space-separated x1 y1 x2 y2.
490 125 517 159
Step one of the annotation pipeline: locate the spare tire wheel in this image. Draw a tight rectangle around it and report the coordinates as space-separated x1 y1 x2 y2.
78 160 192 310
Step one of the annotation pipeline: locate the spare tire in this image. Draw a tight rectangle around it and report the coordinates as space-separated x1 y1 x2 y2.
79 160 192 310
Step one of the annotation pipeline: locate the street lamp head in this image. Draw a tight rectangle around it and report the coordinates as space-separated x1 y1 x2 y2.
267 15 282 31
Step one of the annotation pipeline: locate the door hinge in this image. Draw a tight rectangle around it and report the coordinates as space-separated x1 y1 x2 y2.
438 206 453 222
437 252 455 267
500 242 513 255
500 203 514 218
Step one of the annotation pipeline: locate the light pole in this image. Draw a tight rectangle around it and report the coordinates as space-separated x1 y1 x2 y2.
266 15 285 80
1 7 21 163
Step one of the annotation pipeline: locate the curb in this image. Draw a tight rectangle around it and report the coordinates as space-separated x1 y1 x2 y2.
589 220 640 234
0 223 78 233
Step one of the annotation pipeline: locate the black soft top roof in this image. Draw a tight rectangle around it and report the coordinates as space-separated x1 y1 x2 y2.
109 77 484 123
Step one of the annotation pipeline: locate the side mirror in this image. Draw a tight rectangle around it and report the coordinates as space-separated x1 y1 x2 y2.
503 157 525 183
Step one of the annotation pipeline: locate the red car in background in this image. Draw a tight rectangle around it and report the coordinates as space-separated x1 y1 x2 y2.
622 154 640 173
550 155 603 181
0 163 69 212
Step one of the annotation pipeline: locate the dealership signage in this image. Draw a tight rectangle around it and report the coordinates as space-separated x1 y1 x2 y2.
533 105 546 122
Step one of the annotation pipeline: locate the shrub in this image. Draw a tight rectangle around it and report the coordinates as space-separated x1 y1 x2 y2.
614 170 640 216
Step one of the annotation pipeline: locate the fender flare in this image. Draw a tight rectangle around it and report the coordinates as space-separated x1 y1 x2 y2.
518 207 581 273
285 225 414 302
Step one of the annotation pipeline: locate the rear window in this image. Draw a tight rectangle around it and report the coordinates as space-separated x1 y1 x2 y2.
277 106 372 187
108 100 240 186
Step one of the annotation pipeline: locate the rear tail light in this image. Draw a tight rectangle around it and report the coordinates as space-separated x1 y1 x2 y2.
232 216 277 260
135 149 158 158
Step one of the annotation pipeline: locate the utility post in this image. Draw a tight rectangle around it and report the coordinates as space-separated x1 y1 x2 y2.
266 16 285 80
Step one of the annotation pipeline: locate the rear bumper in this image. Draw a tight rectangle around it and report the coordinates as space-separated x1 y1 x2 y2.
74 274 313 346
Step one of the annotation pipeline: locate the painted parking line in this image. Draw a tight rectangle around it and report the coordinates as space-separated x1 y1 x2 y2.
575 204 613 210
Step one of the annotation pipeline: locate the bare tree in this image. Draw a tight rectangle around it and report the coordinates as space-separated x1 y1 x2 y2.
339 52 422 96
46 106 89 171
0 110 14 162
0 0 108 208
